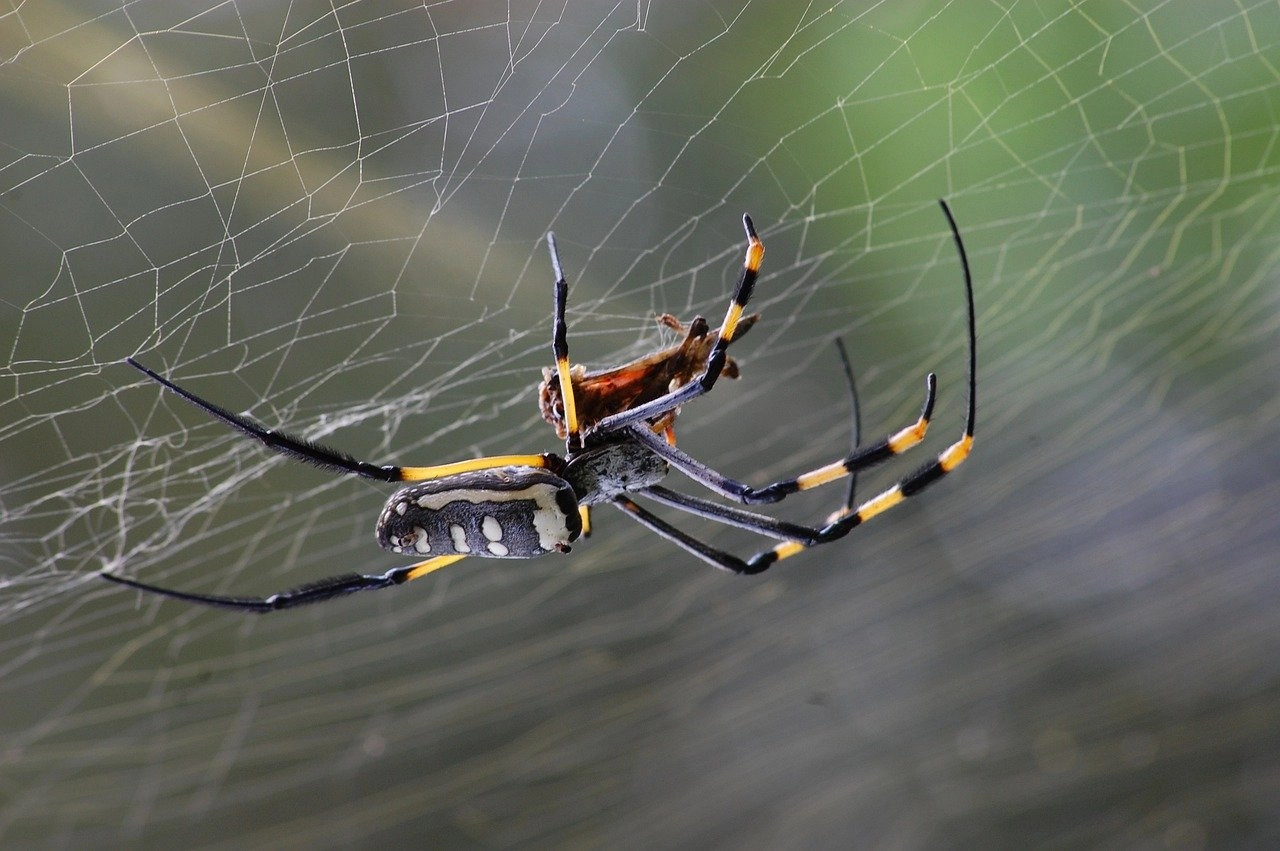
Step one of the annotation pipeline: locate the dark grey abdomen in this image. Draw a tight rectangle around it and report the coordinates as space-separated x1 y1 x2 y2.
377 467 581 558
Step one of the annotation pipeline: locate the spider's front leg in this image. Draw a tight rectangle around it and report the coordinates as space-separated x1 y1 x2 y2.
590 214 765 436
124 358 554 485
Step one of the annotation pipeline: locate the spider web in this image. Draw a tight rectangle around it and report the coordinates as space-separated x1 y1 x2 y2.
3 1 1279 846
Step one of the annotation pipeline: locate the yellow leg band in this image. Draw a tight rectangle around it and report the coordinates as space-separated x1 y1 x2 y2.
940 435 974 472
398 454 549 481
404 554 466 581
720 302 745 342
887 417 930 454
856 486 905 522
771 540 806 561
796 460 852 491
556 357 580 437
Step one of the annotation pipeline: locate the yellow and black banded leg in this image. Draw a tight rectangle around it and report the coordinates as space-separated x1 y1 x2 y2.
124 358 555 484
616 198 976 575
622 370 936 506
619 341 871 543
592 213 764 435
615 372 968 575
102 554 467 612
546 232 583 451
745 426 974 572
750 199 976 571
755 198 978 568
615 333 914 568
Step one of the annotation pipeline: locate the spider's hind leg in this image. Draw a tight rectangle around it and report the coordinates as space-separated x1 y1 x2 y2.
101 554 466 612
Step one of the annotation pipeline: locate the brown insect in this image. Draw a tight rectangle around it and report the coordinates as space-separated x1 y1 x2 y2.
538 311 759 444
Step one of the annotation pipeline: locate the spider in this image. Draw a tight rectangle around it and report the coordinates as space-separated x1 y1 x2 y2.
102 200 975 612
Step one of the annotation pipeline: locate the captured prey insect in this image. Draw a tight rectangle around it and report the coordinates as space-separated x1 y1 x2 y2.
539 310 759 446
102 201 976 612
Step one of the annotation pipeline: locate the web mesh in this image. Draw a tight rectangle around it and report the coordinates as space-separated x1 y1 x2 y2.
2 1 1279 846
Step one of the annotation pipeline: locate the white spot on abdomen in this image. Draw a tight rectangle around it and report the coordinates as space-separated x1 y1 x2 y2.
486 541 510 556
413 527 431 554
449 524 471 553
481 516 503 541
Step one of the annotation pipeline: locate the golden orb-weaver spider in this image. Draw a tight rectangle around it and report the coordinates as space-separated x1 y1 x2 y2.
102 200 975 612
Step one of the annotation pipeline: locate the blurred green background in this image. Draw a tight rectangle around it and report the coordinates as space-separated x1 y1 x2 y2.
1 1 1278 847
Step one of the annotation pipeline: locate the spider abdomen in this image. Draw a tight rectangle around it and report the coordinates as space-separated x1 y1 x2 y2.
377 468 582 558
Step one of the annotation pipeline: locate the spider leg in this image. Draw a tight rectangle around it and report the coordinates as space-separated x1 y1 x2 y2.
621 339 882 551
546 232 583 451
638 485 826 543
609 346 900 572
616 390 964 576
616 415 962 576
618 198 976 574
746 411 973 572
616 338 876 553
611 497 763 574
786 198 974 544
101 555 465 612
624 370 935 505
591 213 764 435
126 358 553 483
834 337 862 513
640 339 864 536
751 197 974 568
